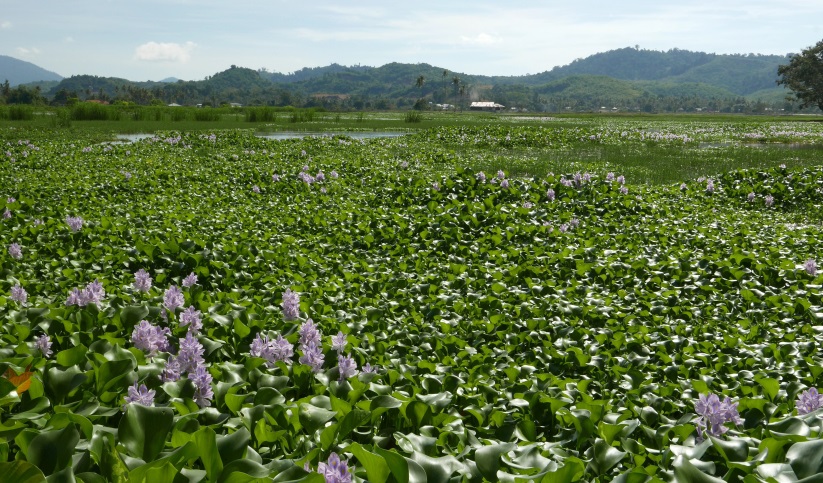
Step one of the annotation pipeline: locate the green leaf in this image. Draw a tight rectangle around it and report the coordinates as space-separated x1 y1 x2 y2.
55 345 88 367
0 461 47 483
120 306 150 328
349 443 391 483
710 436 749 462
786 438 823 478
217 459 274 483
374 447 413 483
672 455 725 483
118 404 175 462
756 376 779 401
588 439 627 476
27 424 80 476
217 427 250 465
298 403 337 433
194 427 223 482
475 442 515 482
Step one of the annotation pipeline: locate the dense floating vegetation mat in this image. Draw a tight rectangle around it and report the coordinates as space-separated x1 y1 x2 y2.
2 120 823 481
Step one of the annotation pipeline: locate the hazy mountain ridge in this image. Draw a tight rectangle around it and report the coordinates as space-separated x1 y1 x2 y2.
0 55 63 86
2 47 799 110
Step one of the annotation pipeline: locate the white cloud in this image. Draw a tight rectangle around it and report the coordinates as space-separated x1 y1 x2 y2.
16 47 41 56
1 20 11 29
460 33 501 46
134 41 196 62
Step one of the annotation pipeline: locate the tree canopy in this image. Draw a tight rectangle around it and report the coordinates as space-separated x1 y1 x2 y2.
777 40 823 111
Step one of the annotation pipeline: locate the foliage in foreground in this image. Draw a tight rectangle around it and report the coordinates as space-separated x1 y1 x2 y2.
1 122 823 481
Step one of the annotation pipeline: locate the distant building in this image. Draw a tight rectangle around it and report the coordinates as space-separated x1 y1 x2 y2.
229 103 243 108
470 101 505 111
168 103 182 107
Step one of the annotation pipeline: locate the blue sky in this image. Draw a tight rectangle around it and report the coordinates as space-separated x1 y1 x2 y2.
2 0 822 81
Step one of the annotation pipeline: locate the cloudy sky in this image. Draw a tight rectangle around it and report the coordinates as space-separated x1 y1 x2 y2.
2 0 822 81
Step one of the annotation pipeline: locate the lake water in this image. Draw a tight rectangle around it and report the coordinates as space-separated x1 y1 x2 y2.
256 131 408 140
112 132 408 143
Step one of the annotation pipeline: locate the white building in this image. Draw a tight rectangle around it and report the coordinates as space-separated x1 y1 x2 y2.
470 101 505 111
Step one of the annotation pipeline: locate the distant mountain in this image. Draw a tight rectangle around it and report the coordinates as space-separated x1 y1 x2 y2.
18 47 804 112
159 77 180 83
0 55 63 86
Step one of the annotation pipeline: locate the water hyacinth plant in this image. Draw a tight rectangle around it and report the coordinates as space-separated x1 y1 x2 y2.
4 120 823 481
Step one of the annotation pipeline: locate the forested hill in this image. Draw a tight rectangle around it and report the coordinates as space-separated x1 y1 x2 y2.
504 47 789 95
6 47 803 111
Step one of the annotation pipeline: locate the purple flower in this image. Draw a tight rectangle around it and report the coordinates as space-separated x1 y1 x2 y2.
620 186 629 195
606 172 615 182
805 259 817 276
747 192 755 203
298 319 321 348
161 357 182 382
616 175 625 185
180 306 203 334
299 341 325 373
10 284 27 306
124 383 155 409
315 171 326 182
133 269 152 293
318 452 353 483
680 183 687 191
765 195 774 207
163 285 185 313
66 288 83 306
338 354 357 381
66 280 106 307
7 197 15 203
476 171 486 183
330 170 339 179
85 280 105 306
500 179 510 189
66 216 83 232
331 332 347 353
497 170 505 180
177 332 205 374
8 243 22 259
282 288 300 320
361 363 377 374
272 173 280 182
252 185 261 193
522 201 533 209
706 179 715 194
131 320 172 357
271 335 294 363
3 208 11 219
35 334 52 358
34 219 43 226
432 181 440 191
695 393 742 440
546 188 555 201
797 388 823 415
190 365 214 408
299 172 315 184
251 333 294 366
182 272 198 288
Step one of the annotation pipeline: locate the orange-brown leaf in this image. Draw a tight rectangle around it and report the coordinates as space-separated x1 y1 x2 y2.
3 365 34 395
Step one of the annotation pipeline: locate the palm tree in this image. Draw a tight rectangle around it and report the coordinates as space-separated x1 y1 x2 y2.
452 76 460 110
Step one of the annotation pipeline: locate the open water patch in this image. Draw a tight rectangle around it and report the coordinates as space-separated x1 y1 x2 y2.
255 131 408 140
